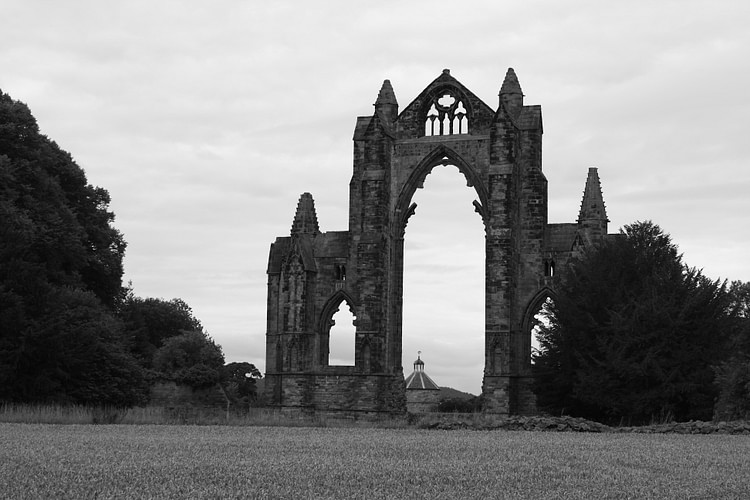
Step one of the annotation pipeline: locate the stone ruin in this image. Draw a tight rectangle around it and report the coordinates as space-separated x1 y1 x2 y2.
265 69 610 416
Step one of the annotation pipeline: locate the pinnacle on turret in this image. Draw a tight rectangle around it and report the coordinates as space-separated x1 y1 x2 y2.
375 79 398 106
578 167 608 224
499 67 524 113
500 68 523 94
374 79 398 124
291 192 320 236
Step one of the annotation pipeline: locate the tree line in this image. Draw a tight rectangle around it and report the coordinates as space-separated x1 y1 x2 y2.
0 89 259 408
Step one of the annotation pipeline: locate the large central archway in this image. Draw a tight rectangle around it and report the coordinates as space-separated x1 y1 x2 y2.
401 163 485 394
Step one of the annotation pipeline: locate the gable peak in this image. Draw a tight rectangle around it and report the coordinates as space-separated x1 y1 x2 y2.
435 68 458 84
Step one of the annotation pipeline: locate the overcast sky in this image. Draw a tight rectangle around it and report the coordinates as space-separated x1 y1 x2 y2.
3 1 749 394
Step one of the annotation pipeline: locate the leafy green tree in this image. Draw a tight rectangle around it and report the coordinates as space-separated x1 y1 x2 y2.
0 288 147 406
222 361 262 408
0 90 231 407
0 91 125 309
152 331 225 388
533 221 732 424
118 294 203 367
437 396 483 413
0 90 138 405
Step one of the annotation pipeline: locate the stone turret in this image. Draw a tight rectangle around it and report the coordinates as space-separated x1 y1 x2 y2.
499 68 524 115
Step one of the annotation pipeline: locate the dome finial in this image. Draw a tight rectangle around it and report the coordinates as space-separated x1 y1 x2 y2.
405 350 440 390
414 351 424 371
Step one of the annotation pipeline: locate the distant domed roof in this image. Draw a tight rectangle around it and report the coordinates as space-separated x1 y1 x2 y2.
404 353 440 391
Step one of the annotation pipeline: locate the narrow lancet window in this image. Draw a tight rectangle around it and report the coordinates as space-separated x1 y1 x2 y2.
425 103 439 136
334 264 346 281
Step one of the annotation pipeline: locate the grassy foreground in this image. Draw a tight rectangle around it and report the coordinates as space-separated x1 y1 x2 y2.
1 423 749 498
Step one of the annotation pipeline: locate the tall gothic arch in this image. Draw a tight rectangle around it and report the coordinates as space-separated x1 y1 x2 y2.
265 69 610 416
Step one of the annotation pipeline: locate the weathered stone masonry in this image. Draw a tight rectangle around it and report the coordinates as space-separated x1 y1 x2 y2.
265 69 610 416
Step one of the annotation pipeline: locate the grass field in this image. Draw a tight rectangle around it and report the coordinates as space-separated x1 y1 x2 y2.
1 423 749 498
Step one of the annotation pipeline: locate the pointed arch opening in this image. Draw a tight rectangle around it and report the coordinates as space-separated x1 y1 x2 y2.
400 163 485 395
319 292 357 367
395 146 488 225
522 289 557 365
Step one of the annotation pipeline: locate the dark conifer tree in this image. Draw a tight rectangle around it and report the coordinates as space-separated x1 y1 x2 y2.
713 280 750 420
533 221 732 423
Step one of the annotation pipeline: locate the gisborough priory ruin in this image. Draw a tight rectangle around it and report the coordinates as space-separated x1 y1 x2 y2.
265 68 611 416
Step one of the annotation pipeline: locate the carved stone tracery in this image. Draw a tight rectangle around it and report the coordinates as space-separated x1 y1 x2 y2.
424 90 469 136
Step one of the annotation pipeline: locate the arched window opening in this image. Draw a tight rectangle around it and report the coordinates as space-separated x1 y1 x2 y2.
329 301 356 366
530 297 554 364
453 101 468 134
425 104 439 136
423 92 469 137
543 259 556 277
442 115 451 135
334 264 346 281
402 165 484 394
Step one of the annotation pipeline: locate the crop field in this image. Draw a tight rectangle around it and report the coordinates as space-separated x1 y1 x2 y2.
1 423 749 499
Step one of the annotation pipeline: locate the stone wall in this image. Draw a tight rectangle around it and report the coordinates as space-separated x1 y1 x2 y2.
266 372 405 416
406 389 441 413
